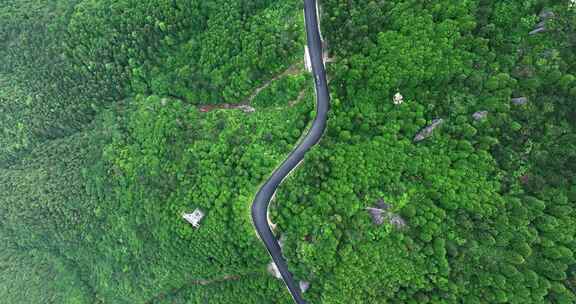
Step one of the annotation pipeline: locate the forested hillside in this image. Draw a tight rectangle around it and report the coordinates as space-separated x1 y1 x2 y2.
1 0 307 303
274 0 576 303
1 0 575 303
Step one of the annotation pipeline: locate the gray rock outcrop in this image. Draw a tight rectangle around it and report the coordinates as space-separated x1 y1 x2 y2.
299 281 311 293
473 111 489 121
530 9 555 35
512 97 528 105
367 199 407 229
414 119 444 142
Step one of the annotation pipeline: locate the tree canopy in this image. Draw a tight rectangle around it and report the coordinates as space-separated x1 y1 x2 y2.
0 0 575 303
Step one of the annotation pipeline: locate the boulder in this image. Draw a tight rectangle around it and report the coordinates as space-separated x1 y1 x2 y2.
472 111 488 121
299 281 311 293
530 9 555 35
367 207 385 226
375 198 391 210
367 199 407 229
529 27 546 35
390 215 407 229
512 97 528 105
539 10 555 20
414 119 444 142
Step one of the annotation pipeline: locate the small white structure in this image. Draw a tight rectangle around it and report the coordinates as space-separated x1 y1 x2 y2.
393 92 404 105
183 209 205 228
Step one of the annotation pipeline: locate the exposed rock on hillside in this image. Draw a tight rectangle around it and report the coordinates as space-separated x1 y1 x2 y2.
473 111 488 121
414 119 444 142
512 97 528 105
367 199 407 229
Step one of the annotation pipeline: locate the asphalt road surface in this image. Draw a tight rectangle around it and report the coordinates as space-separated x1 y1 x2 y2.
250 0 330 303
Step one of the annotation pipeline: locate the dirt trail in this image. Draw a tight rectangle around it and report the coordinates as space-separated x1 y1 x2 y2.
289 89 307 107
241 63 302 105
198 62 303 113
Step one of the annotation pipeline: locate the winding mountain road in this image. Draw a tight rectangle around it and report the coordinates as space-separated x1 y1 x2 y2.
250 1 330 303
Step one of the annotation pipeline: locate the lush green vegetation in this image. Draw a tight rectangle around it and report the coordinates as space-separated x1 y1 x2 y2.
273 1 576 303
1 0 308 302
1 0 575 303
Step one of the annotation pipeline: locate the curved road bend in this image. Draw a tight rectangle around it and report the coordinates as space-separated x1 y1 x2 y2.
250 0 330 303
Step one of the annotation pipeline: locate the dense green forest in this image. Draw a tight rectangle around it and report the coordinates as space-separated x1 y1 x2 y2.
1 0 575 303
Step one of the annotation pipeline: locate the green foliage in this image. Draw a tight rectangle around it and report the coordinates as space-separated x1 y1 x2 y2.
66 0 305 103
0 243 92 304
0 0 310 302
1 0 575 303
252 73 310 108
153 275 292 304
272 0 576 303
